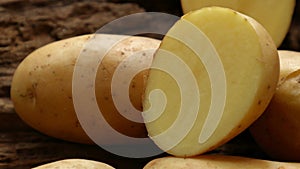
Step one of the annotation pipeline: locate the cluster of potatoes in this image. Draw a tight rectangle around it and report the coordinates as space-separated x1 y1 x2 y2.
10 0 300 168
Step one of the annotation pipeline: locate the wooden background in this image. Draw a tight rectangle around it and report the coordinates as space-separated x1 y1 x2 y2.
0 0 299 168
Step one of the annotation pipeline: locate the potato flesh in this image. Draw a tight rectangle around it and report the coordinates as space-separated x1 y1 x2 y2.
181 0 295 47
143 155 300 169
143 7 279 157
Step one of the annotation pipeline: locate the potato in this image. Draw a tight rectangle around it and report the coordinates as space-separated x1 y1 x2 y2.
143 155 300 169
142 7 279 157
180 0 296 47
250 68 300 161
278 50 300 84
10 34 160 144
32 159 114 169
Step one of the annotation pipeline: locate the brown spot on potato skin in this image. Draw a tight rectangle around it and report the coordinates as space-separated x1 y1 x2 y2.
31 83 38 99
71 59 77 66
63 42 69 47
75 120 80 128
296 77 300 83
278 167 286 169
19 83 37 100
258 100 262 105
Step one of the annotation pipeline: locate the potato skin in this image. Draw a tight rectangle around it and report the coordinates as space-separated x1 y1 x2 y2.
250 50 300 161
278 50 300 84
10 34 160 144
143 155 300 169
250 69 300 161
32 159 114 169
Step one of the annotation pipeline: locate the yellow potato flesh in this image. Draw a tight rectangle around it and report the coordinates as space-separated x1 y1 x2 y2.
180 0 296 47
143 155 300 169
143 7 279 157
11 34 160 144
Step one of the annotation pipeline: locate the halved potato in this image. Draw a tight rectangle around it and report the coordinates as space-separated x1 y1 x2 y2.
143 7 279 157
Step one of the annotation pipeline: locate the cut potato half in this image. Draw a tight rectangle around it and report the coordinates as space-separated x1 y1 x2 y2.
142 7 279 157
181 0 296 47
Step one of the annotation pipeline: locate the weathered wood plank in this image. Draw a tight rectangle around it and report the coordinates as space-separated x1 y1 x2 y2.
0 125 265 169
0 128 167 169
0 96 267 169
0 0 179 98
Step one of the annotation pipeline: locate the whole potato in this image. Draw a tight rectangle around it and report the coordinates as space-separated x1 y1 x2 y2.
250 69 300 161
250 50 300 161
10 34 160 144
144 155 300 169
32 159 114 169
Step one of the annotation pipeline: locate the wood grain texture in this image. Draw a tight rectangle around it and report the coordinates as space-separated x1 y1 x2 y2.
0 97 266 169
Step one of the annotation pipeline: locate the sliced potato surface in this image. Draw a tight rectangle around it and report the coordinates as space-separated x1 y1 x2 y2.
143 7 279 157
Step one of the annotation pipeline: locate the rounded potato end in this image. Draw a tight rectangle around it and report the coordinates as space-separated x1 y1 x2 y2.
32 159 115 169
